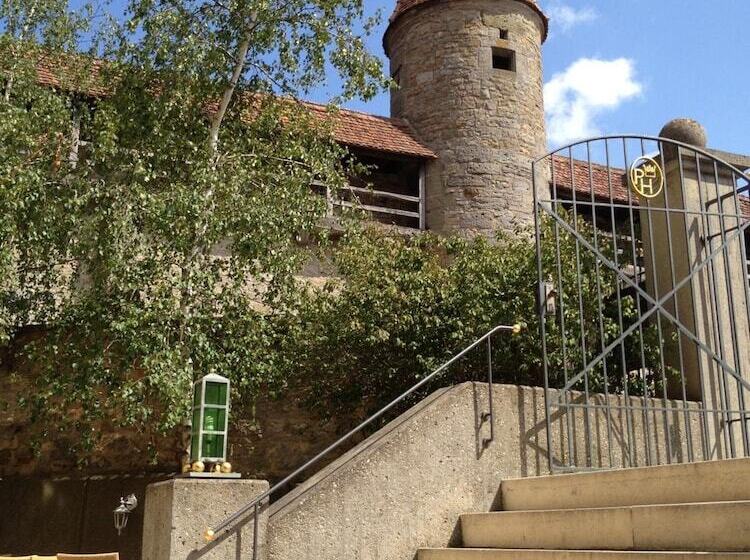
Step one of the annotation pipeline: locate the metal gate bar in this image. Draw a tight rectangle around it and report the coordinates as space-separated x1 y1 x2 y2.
534 134 750 471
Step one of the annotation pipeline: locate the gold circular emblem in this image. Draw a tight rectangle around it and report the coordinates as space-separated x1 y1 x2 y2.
629 156 664 199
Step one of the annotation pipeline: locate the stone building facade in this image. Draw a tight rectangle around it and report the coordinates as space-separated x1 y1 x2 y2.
0 1 556 557
6 1 750 559
0 0 553 509
385 0 549 236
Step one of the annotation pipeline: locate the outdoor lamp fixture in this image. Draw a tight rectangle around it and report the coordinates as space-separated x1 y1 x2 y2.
191 373 231 464
113 494 138 536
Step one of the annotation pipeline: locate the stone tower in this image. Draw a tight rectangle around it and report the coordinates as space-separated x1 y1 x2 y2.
384 0 549 236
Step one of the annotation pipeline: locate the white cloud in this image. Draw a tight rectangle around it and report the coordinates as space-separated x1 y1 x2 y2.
544 2 598 32
544 57 643 146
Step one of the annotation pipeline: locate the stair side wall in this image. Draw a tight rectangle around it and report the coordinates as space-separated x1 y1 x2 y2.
266 382 701 560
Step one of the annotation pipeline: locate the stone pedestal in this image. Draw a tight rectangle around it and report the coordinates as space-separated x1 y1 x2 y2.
142 478 269 560
641 119 750 458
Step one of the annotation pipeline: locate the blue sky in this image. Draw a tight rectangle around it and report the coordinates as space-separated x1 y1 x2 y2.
309 0 750 155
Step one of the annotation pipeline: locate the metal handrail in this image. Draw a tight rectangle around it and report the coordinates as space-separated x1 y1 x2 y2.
203 323 522 554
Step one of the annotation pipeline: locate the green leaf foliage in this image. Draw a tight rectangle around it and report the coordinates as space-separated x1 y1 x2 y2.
0 0 668 465
0 0 386 459
274 215 668 417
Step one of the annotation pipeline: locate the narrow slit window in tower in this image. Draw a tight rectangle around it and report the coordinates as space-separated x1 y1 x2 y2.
392 64 402 86
492 47 516 72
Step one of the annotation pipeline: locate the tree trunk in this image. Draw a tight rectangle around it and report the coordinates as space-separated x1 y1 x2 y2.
208 31 252 154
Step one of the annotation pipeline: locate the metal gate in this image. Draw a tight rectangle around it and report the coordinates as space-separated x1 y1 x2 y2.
533 135 750 472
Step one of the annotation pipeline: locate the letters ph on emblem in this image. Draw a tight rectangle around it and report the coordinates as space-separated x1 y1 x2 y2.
630 157 664 199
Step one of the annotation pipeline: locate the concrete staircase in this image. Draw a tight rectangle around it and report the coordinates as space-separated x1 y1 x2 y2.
419 458 750 559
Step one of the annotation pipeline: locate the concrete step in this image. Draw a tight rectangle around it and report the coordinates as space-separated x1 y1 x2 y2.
501 458 750 511
461 501 750 552
419 551 750 560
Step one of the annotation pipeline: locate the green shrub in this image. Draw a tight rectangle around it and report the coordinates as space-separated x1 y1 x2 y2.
274 214 668 417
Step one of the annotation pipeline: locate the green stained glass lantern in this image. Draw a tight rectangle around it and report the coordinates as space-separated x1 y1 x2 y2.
190 373 230 462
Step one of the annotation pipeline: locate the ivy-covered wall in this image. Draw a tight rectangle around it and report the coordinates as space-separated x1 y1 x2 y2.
1 363 359 481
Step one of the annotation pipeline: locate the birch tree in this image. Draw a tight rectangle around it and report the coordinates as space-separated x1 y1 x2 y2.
0 0 386 460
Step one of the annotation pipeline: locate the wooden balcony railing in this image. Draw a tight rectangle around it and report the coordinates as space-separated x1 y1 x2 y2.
312 180 425 230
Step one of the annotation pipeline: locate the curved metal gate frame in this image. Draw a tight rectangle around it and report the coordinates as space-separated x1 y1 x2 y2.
533 135 750 472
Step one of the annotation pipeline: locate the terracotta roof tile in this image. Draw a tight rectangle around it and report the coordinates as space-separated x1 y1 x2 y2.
552 156 750 219
30 54 436 160
303 103 436 159
33 52 108 97
551 156 629 203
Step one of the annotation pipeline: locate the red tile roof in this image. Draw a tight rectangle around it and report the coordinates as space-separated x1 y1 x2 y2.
552 156 750 218
551 156 629 203
303 103 436 159
386 0 549 45
29 53 436 160
33 51 109 97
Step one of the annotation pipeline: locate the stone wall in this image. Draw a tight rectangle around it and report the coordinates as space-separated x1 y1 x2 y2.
0 352 183 478
385 0 548 236
227 389 362 483
0 364 358 560
0 359 356 482
0 474 166 560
